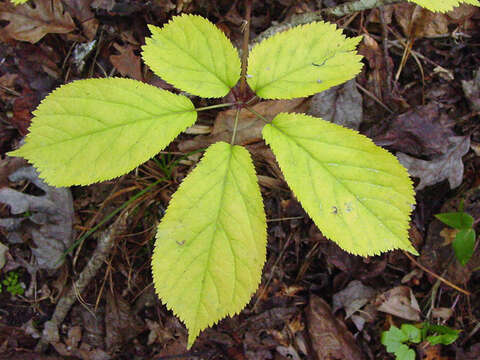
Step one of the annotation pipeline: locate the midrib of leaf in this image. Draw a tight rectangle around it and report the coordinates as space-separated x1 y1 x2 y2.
156 30 230 89
270 123 404 240
27 110 194 150
191 149 233 332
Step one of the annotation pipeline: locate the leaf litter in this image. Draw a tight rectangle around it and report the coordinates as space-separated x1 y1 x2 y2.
0 166 74 271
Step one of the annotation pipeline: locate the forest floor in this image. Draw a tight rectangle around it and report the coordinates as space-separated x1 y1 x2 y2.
0 0 480 359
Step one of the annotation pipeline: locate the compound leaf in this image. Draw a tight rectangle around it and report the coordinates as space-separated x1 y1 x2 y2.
10 78 196 186
247 21 363 99
142 15 241 98
408 0 480 12
263 113 417 256
152 142 267 348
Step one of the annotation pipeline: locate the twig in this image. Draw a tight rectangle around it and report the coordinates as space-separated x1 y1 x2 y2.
35 211 129 352
239 0 252 97
403 251 471 296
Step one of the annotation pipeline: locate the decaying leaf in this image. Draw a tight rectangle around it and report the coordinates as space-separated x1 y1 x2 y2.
374 103 456 157
62 0 99 41
397 136 470 190
109 43 142 81
306 295 365 360
178 98 308 152
0 0 76 43
307 79 363 130
375 286 421 321
395 3 449 38
0 166 74 270
332 280 376 319
105 292 144 352
462 67 480 112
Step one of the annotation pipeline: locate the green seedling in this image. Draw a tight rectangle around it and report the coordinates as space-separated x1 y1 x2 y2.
382 322 460 360
435 208 476 266
9 0 479 346
1 271 25 296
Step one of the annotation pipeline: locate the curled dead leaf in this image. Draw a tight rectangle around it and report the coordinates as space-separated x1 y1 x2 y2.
0 0 75 43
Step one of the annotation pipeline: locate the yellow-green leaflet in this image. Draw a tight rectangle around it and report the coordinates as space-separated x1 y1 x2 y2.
247 22 363 99
142 14 241 98
408 0 480 12
9 78 196 186
262 113 417 256
10 0 28 4
152 142 267 348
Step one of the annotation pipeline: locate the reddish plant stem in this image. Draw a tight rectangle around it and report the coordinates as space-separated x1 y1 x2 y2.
239 0 252 99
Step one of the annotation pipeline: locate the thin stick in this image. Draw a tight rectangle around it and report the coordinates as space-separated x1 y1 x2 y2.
403 251 471 296
239 0 253 97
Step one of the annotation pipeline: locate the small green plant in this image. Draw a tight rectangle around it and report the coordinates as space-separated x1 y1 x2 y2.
8 1 479 347
1 271 25 296
435 207 476 266
382 322 460 360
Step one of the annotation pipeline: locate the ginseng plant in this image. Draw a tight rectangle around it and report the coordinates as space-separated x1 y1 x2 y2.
21 0 480 348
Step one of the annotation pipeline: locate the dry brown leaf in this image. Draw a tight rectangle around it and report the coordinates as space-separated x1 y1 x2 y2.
394 3 478 39
0 0 75 43
394 3 449 38
375 286 421 321
178 98 308 152
62 0 99 41
306 295 365 360
109 43 142 81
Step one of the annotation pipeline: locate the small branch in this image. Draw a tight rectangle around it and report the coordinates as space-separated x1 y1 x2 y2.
403 251 471 296
239 0 253 97
36 212 129 352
